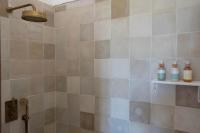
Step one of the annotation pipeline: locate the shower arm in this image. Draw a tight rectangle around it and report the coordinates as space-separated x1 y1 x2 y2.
6 4 36 13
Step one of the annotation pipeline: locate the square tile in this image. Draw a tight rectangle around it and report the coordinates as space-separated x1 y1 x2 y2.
80 95 95 113
80 77 94 95
44 44 55 60
56 76 67 92
111 118 129 133
29 41 43 59
67 76 80 94
151 104 174 129
80 112 95 130
129 0 152 15
80 23 94 41
56 92 68 108
153 0 176 12
95 40 110 59
45 108 56 125
111 98 129 120
94 20 111 41
95 97 111 116
111 0 129 19
44 76 55 92
94 78 111 98
130 101 150 124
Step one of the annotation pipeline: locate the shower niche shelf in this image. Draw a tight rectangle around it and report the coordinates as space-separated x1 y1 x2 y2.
152 80 200 103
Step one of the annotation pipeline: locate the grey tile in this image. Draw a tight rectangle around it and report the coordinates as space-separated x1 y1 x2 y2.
29 112 45 131
151 104 175 129
176 85 200 109
45 11 54 27
56 123 68 133
56 108 68 124
30 76 44 95
44 44 55 60
45 108 56 125
44 76 55 92
130 101 150 124
56 76 67 92
80 60 94 76
80 77 94 95
95 40 110 59
80 112 95 130
80 23 94 41
111 118 129 133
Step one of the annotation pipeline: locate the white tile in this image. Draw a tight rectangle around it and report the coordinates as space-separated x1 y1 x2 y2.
111 98 129 120
94 20 111 41
130 14 152 37
130 122 151 133
110 59 130 79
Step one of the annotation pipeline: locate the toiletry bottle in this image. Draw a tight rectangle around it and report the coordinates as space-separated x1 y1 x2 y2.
171 62 179 82
183 61 192 82
157 61 166 81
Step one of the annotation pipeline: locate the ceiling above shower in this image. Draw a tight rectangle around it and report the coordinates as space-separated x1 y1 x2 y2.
38 0 77 6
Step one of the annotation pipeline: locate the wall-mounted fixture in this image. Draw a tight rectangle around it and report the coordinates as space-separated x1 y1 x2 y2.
5 98 18 123
6 3 47 22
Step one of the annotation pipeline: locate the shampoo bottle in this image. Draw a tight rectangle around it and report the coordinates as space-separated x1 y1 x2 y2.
171 61 179 82
157 61 166 81
183 61 192 82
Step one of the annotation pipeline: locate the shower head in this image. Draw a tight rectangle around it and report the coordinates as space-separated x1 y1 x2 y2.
6 4 47 22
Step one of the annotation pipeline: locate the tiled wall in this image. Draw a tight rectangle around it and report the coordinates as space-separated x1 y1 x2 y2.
0 0 56 133
54 0 200 133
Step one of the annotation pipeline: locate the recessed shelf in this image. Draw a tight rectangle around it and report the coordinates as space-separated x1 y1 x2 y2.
152 80 200 87
152 80 200 103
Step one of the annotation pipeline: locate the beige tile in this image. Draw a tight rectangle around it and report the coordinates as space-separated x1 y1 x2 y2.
68 94 80 127
111 17 129 39
29 41 43 59
152 35 176 59
1 60 9 80
67 76 80 94
10 60 30 78
153 11 176 35
45 10 54 27
56 108 68 124
55 5 66 12
0 0 8 17
80 95 95 113
67 59 80 76
55 60 67 76
56 123 68 133
29 94 44 114
44 44 55 60
178 32 200 58
131 37 151 59
80 23 94 41
80 112 95 130
95 78 111 98
44 123 56 133
129 0 152 15
43 27 55 44
94 20 111 41
151 104 174 129
95 97 110 116
94 59 112 78
44 92 56 110
44 76 55 92
80 60 94 76
30 76 44 95
29 112 44 133
45 108 56 125
95 115 111 133
110 38 130 58
56 92 68 109
44 61 55 76
153 0 176 12
10 78 30 98
175 106 200 133
56 76 67 92
1 39 10 60
30 60 43 75
95 0 111 20
176 0 200 9
80 41 94 61
95 40 110 59
28 24 43 41
80 77 94 95
177 6 200 33
111 79 129 98
10 39 28 60
176 85 200 109
130 14 152 37
111 0 129 19
130 101 150 124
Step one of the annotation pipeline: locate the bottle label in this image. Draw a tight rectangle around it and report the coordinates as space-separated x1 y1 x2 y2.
183 70 192 80
171 73 179 81
157 70 166 81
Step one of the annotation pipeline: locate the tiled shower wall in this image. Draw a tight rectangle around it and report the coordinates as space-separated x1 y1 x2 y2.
54 0 200 133
1 0 56 133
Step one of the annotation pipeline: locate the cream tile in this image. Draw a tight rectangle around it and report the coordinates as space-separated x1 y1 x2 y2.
56 92 68 108
29 94 44 114
95 0 111 20
130 14 152 37
153 0 176 12
111 0 129 19
94 20 111 41
67 76 80 94
129 0 152 15
80 95 95 113
44 92 56 110
94 59 112 78
94 78 111 98
111 79 129 99
95 40 110 59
